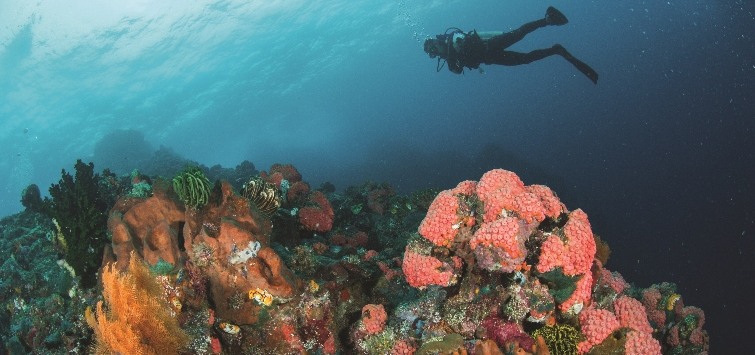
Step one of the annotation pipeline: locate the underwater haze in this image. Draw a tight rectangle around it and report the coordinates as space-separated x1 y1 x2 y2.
1 0 753 352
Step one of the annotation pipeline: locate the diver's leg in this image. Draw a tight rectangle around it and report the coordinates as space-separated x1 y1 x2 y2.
552 44 599 84
486 48 560 66
487 20 546 50
487 7 569 50
485 46 599 84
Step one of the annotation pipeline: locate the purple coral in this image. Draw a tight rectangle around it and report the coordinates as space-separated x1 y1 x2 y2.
481 316 535 352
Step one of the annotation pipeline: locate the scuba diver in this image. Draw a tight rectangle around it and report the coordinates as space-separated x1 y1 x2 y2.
423 6 599 84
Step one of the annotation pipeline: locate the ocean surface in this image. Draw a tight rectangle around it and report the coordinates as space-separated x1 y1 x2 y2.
1 0 752 352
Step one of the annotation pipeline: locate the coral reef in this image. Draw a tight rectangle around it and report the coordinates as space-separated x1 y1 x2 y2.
1 165 709 354
386 169 707 354
252 163 339 247
0 211 92 354
106 178 299 326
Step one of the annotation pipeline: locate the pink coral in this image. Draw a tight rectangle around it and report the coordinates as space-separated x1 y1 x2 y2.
360 304 387 335
614 296 653 334
264 171 285 188
577 307 621 353
597 267 629 294
350 231 369 248
536 209 596 276
510 191 548 224
526 184 566 219
452 180 477 195
391 339 417 355
299 191 334 232
469 217 529 272
641 287 666 327
536 235 567 273
474 170 561 224
562 209 596 274
624 330 662 355
666 326 681 347
476 169 526 222
418 190 462 247
560 271 593 313
401 249 459 289
677 306 707 346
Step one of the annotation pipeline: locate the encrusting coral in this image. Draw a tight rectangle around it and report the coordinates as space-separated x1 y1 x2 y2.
85 254 189 354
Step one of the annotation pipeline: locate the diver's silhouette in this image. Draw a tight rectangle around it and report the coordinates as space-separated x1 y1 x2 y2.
423 7 598 84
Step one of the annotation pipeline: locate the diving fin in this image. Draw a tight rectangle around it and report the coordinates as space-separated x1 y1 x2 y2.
545 7 569 26
566 55 599 84
553 44 598 84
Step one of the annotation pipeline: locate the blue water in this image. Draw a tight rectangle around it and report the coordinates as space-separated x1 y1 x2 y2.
1 0 753 351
